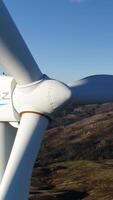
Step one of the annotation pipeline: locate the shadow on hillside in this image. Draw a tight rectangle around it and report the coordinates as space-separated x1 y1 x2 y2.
30 190 88 200
51 190 88 200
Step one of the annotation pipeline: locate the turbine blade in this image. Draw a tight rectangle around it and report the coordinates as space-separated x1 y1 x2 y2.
0 113 48 200
0 1 42 84
68 75 113 104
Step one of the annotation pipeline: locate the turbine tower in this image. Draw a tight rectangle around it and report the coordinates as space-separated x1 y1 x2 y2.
0 1 113 200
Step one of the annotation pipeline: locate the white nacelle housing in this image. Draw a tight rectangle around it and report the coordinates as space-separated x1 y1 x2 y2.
0 76 19 122
0 75 71 123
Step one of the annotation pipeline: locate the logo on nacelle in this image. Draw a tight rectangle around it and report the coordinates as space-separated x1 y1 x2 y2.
0 92 10 105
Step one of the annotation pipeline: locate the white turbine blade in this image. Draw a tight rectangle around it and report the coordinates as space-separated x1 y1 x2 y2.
0 1 42 84
0 113 48 200
68 75 113 104
0 123 16 183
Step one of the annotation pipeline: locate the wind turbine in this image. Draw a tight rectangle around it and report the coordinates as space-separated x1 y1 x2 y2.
0 1 113 200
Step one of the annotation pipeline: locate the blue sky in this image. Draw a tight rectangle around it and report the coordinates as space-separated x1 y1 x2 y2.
2 0 113 83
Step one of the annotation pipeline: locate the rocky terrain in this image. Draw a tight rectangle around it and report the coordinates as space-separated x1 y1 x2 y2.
29 103 113 200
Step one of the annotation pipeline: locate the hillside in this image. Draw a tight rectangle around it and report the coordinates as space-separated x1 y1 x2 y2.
30 103 113 200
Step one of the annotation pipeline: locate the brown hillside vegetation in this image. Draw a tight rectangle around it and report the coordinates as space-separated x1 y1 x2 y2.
30 103 113 200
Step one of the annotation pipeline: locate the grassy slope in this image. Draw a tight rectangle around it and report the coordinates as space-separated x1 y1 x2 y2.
30 103 113 200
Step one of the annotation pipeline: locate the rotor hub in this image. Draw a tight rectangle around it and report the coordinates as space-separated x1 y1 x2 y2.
13 75 71 119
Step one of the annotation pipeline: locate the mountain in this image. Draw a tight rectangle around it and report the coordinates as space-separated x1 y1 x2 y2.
29 103 113 200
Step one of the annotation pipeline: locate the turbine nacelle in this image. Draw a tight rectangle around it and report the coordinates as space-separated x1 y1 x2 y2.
0 75 19 122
